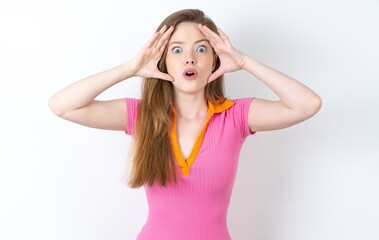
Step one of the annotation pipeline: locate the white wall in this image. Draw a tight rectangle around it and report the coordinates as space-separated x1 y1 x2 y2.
1 0 378 239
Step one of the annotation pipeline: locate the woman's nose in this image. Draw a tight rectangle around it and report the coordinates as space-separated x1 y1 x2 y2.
184 54 196 65
185 59 196 65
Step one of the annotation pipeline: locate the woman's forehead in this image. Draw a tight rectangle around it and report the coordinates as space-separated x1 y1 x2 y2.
169 22 205 43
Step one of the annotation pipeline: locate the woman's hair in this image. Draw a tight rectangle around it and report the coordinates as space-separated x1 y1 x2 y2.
128 9 225 188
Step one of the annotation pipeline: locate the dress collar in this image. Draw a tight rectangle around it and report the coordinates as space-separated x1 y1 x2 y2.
170 98 235 175
171 98 234 115
207 98 234 114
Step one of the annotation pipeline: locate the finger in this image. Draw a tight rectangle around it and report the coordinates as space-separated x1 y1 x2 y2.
198 24 214 41
156 72 174 82
201 25 224 45
199 27 218 52
156 26 174 50
156 26 173 50
146 31 160 48
208 69 223 83
198 24 215 43
159 38 169 53
158 25 168 34
217 28 232 47
217 28 229 42
198 25 224 53
146 25 167 49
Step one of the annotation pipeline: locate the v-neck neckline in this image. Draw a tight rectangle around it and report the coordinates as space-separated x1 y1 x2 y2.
170 99 235 175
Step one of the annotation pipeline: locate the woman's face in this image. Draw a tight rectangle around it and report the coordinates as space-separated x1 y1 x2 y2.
165 22 215 95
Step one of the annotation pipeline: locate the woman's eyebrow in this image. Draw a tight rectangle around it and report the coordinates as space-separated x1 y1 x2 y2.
169 39 209 46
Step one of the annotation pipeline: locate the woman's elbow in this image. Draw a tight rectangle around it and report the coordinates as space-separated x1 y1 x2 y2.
48 96 64 117
305 95 322 117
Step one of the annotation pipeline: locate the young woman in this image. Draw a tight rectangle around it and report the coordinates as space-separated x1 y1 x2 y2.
49 9 321 240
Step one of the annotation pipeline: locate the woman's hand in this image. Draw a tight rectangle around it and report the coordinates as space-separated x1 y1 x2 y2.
128 25 174 81
198 24 246 82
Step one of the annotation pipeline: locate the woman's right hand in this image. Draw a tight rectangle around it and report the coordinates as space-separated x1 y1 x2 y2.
127 25 174 81
49 25 174 131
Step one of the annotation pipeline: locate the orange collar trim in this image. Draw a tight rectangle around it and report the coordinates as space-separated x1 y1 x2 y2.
207 98 234 114
171 99 234 175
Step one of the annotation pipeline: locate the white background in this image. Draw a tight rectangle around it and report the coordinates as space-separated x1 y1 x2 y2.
1 0 378 239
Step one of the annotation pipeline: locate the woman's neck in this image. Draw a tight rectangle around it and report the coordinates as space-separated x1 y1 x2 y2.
174 93 208 120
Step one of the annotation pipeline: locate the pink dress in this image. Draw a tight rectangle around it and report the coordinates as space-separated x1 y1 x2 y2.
125 98 255 240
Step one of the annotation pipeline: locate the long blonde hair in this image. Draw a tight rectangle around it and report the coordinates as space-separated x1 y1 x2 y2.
128 9 225 188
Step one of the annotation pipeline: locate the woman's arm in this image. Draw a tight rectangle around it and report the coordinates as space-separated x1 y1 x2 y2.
242 57 322 132
48 63 134 130
48 25 174 131
198 24 322 132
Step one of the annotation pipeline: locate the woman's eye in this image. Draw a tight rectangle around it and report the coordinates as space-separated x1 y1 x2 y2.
197 46 207 53
172 47 182 53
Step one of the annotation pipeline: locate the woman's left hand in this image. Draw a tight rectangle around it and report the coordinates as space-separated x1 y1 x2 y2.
198 24 246 82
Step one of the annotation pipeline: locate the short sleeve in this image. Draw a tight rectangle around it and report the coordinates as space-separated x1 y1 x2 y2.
231 97 256 138
124 98 140 136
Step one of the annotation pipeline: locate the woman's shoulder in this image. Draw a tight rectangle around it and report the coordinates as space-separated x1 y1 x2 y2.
226 97 255 112
229 97 255 104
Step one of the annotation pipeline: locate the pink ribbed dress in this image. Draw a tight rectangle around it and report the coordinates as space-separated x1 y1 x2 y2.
125 97 254 240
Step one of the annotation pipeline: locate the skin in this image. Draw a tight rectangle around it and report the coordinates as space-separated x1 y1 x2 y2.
197 24 322 131
48 21 322 154
165 22 217 157
166 22 214 96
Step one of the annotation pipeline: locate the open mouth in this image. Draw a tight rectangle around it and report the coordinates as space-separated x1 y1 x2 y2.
183 69 198 79
185 72 195 76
